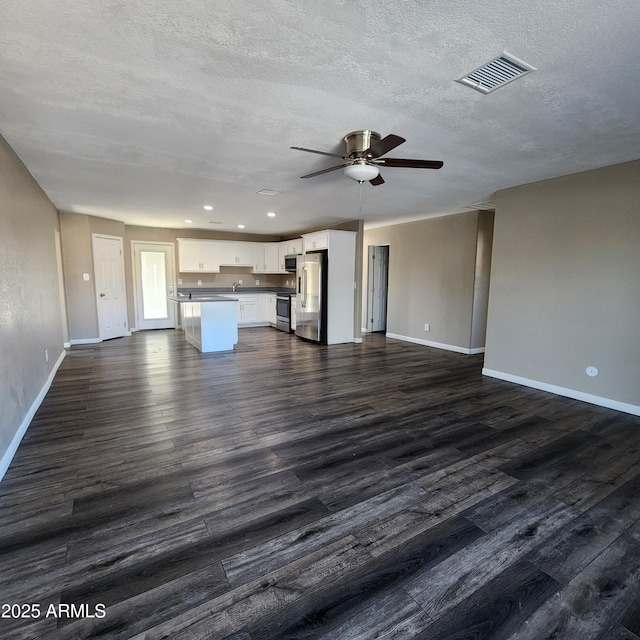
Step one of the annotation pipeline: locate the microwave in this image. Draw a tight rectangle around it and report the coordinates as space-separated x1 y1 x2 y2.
284 254 299 272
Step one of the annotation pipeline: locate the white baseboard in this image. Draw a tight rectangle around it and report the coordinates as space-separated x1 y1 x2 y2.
69 337 101 345
0 349 67 482
69 331 131 345
353 337 363 343
386 332 484 355
482 368 640 417
63 341 71 348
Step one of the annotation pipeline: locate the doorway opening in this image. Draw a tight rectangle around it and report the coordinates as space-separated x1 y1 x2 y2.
132 242 176 331
366 245 389 333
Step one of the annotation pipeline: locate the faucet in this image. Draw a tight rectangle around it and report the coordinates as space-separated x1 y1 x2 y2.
232 282 239 292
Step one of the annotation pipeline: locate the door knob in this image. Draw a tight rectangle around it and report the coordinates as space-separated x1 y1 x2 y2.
100 293 106 297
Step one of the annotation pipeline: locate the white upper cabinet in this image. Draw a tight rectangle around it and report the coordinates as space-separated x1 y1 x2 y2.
178 237 302 274
286 238 303 255
177 239 220 272
277 243 288 272
302 232 329 252
218 241 254 266
264 243 280 273
252 243 266 273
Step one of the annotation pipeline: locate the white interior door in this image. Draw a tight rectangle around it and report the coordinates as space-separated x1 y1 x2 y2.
92 234 128 340
132 242 176 330
367 245 389 333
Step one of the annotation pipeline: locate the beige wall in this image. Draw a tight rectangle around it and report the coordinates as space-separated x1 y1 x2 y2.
484 159 640 411
0 134 64 471
363 211 489 351
60 213 126 340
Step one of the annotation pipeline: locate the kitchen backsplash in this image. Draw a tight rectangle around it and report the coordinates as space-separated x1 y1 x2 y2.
178 268 295 289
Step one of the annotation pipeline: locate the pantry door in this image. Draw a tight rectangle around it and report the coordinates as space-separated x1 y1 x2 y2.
132 242 176 330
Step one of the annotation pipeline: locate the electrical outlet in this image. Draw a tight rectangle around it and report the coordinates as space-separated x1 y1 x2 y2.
255 279 260 285
238 279 243 285
424 323 430 332
44 349 49 362
197 280 202 286
177 278 183 285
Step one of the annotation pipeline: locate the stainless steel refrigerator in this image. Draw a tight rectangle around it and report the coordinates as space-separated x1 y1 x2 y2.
296 251 328 344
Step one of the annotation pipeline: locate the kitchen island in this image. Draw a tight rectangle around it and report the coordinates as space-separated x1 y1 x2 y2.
169 295 238 353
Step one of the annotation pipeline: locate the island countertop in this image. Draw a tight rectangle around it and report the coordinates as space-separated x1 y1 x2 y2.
167 295 238 303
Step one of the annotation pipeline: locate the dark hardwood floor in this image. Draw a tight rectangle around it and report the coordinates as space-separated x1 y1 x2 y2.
2 328 640 639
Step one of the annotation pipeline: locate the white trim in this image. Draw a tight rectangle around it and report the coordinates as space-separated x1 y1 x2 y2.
482 368 640 417
0 350 66 482
63 341 71 348
69 332 132 346
386 332 483 355
353 337 363 343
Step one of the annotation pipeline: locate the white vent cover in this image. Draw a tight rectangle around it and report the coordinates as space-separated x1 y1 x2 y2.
465 201 495 211
457 52 536 94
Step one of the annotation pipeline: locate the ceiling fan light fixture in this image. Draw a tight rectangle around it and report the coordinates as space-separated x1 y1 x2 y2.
344 163 380 182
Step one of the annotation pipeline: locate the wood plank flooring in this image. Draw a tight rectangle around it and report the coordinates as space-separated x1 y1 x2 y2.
2 328 640 639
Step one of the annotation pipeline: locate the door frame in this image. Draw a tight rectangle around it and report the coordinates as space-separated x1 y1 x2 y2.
366 244 390 333
131 241 177 331
92 233 129 341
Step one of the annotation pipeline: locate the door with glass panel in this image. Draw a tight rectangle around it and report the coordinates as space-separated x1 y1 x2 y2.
132 242 177 330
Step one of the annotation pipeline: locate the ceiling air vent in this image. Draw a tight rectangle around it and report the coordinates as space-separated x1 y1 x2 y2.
465 201 495 211
457 52 536 94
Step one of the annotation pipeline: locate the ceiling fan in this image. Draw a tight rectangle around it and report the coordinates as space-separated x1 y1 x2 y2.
290 130 443 186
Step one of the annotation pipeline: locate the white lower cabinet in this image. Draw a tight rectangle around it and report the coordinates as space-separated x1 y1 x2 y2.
268 294 277 326
238 295 258 325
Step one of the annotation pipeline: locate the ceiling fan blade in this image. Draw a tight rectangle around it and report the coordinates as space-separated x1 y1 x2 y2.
300 163 352 179
375 158 444 169
369 174 385 186
290 146 347 160
364 134 406 158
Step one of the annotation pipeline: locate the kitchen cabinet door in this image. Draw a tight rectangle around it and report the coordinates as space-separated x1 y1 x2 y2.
253 244 266 273
239 296 258 325
264 243 280 273
303 232 329 252
177 239 203 272
268 294 277 326
256 294 269 323
177 239 220 272
199 241 220 271
287 238 303 255
277 242 289 273
218 241 255 266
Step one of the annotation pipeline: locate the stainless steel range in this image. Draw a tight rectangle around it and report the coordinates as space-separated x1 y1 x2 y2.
275 293 292 333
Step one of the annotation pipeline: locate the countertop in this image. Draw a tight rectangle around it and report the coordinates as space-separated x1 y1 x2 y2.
167 295 238 303
177 287 296 296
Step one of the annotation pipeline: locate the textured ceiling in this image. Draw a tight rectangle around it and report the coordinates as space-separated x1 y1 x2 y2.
2 0 639 235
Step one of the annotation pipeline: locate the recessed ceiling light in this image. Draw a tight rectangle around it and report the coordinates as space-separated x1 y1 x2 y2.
237 224 245 229
267 212 276 217
203 205 213 211
185 219 193 223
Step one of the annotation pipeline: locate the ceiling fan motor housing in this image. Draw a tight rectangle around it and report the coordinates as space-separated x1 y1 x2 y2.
344 130 381 157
